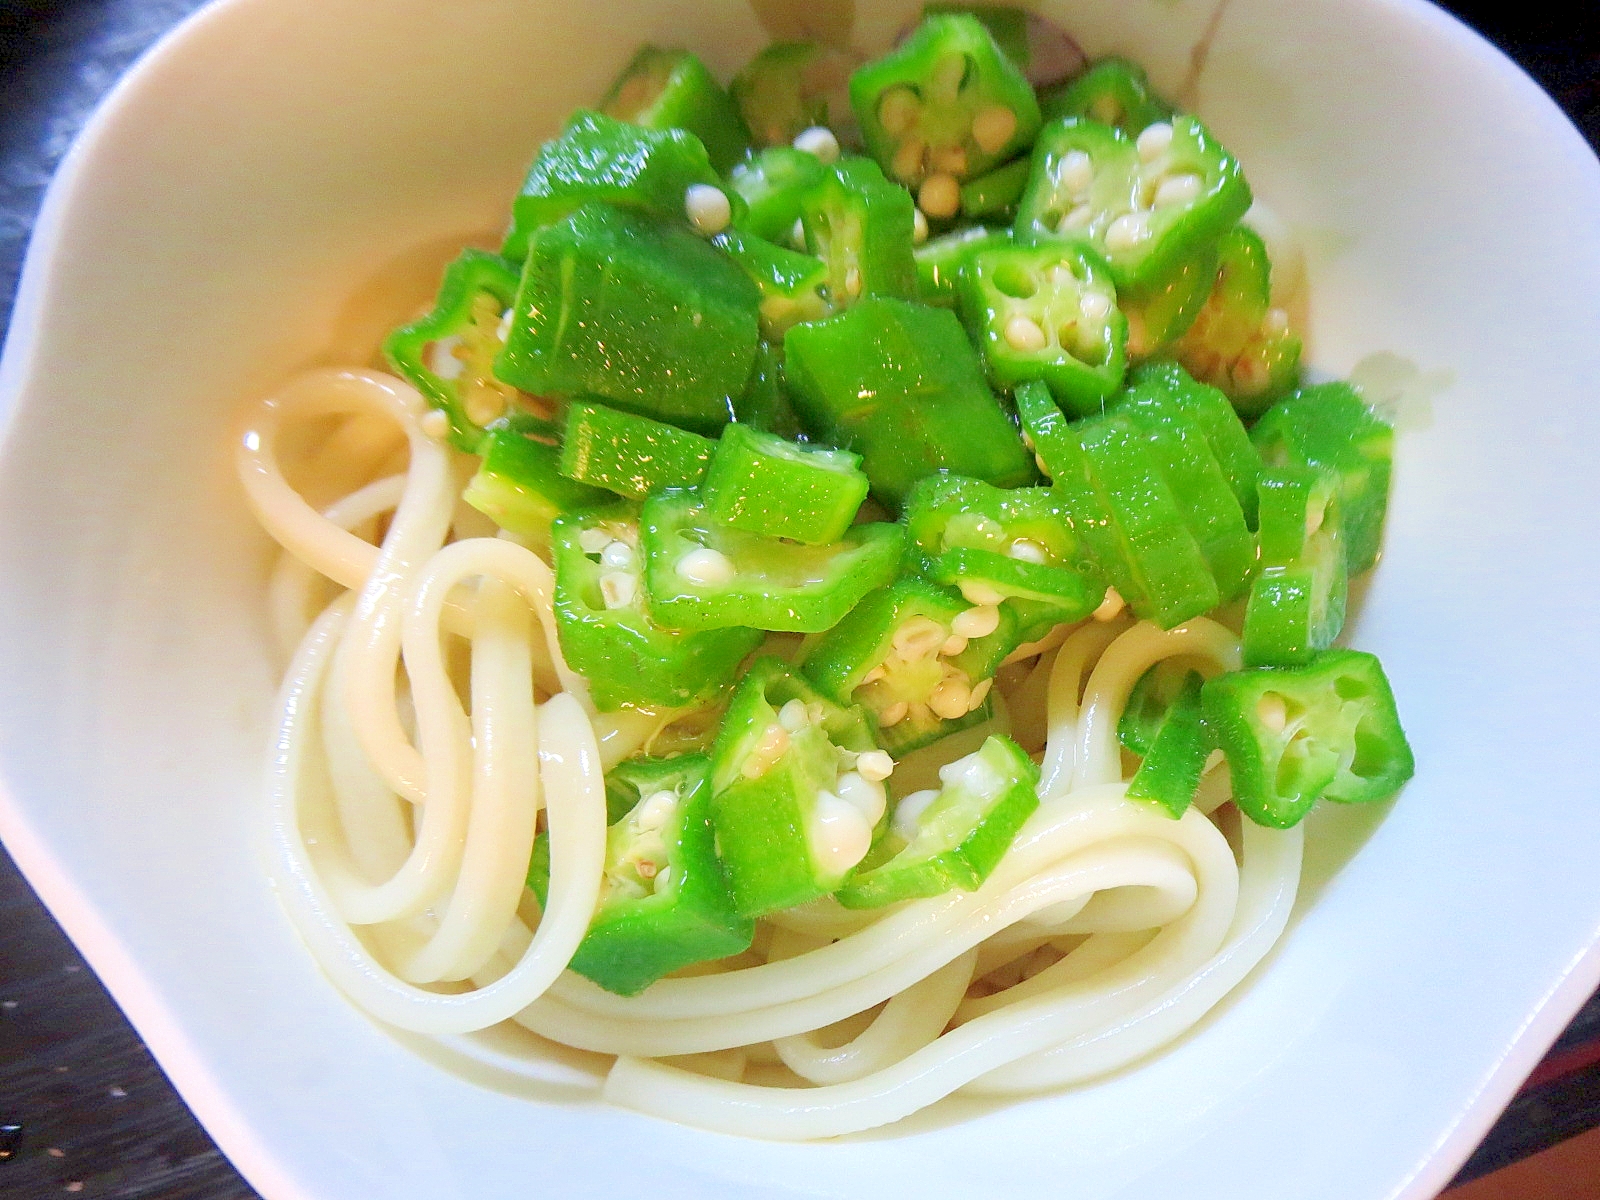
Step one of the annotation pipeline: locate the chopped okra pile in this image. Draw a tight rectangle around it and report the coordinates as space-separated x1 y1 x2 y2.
385 8 1413 998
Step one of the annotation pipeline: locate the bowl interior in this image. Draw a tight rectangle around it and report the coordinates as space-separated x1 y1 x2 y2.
3 0 1600 1197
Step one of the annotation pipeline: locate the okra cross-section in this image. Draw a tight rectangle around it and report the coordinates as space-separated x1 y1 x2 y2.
835 735 1040 909
731 41 855 148
463 419 611 551
783 296 1036 509
557 399 714 501
600 46 751 174
1016 114 1251 292
497 202 761 432
957 240 1127 415
551 506 763 711
797 157 919 308
1201 649 1413 828
849 13 1041 210
1125 669 1211 818
726 147 828 244
527 755 753 996
1038 56 1171 133
639 490 904 633
903 472 1103 642
711 228 831 339
708 659 890 915
382 249 523 453
803 577 1019 756
499 109 720 263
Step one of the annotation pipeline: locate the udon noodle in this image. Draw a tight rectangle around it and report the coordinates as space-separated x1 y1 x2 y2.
238 365 1303 1139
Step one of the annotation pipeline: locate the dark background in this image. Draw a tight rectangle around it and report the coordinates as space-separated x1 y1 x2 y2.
2 2 1598 1197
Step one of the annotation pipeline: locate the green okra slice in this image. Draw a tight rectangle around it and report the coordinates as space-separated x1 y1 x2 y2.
802 577 1018 756
527 754 753 996
959 156 1032 221
835 734 1040 908
726 146 828 244
557 400 715 501
1251 381 1394 574
730 41 855 148
709 658 887 915
712 228 831 339
903 472 1103 640
640 490 904 633
463 418 611 549
600 46 752 173
1174 224 1302 415
1201 649 1413 828
798 156 920 308
1119 659 1205 756
551 506 762 711
1016 115 1252 292
783 296 1035 509
849 14 1041 199
1120 242 1218 359
497 202 760 432
1241 464 1348 667
382 249 523 453
500 110 720 262
1125 669 1211 818
1037 56 1171 132
956 239 1126 416
914 224 1011 308
701 423 869 545
1120 360 1262 528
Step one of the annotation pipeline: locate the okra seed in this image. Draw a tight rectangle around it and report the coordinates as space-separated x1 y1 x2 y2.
879 700 910 727
685 184 732 236
636 859 657 879
913 207 930 245
940 634 969 657
419 409 450 440
1092 587 1125 621
971 104 1019 154
1136 121 1174 162
1079 290 1112 322
939 750 1006 798
893 136 927 183
809 792 874 875
653 865 672 892
677 546 737 587
1062 203 1095 230
1154 172 1203 209
930 143 968 177
1264 307 1291 336
861 663 888 685
1007 538 1048 564
1003 313 1048 352
793 125 841 164
427 336 466 381
967 678 993 712
599 571 637 610
836 771 888 826
791 218 808 249
600 540 635 569
844 266 863 298
893 615 948 659
928 677 972 720
951 604 1002 639
634 789 678 832
959 580 1007 607
892 789 941 841
1059 150 1094 196
877 87 922 137
918 172 961 219
778 698 811 732
856 749 895 783
578 527 613 555
1104 212 1152 252
1257 692 1288 734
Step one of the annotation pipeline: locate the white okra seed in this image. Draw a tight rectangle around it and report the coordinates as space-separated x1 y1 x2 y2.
1257 692 1288 734
855 749 895 783
578 527 613 554
928 677 973 720
600 540 635 569
808 792 873 875
1007 538 1048 564
633 789 678 832
778 698 811 732
959 580 1007 607
967 678 993 712
1079 290 1112 321
893 615 947 659
600 571 637 610
951 604 1001 639
793 126 841 163
685 184 732 235
877 87 922 137
1136 121 1174 162
892 789 941 841
677 546 736 587
1154 172 1203 209
971 104 1018 154
1003 313 1048 352
879 700 910 727
913 207 930 245
1105 212 1151 252
918 172 961 219
1059 149 1093 195
941 634 969 657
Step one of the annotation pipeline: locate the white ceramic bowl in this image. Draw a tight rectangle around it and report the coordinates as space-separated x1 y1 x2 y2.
3 1 1599 1196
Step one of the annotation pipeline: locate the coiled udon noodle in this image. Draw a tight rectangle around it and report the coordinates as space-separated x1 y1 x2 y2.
238 365 1304 1140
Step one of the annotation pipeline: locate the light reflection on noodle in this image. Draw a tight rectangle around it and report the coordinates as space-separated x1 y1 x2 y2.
240 367 1303 1140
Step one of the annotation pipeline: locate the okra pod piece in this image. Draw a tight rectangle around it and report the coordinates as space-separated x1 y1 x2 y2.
798 156 920 307
712 228 831 338
1038 57 1171 133
726 146 828 244
960 156 1032 221
601 46 751 173
730 41 855 148
463 419 611 549
557 400 714 501
1241 465 1347 667
701 423 869 545
914 224 1010 308
1125 670 1210 818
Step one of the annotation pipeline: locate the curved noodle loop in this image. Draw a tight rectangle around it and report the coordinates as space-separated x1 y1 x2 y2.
243 368 1304 1139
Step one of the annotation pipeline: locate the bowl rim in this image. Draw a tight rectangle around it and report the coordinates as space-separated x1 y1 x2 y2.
2 1 1599 1197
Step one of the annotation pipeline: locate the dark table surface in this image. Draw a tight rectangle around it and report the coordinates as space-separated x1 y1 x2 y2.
2 3 1599 1197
